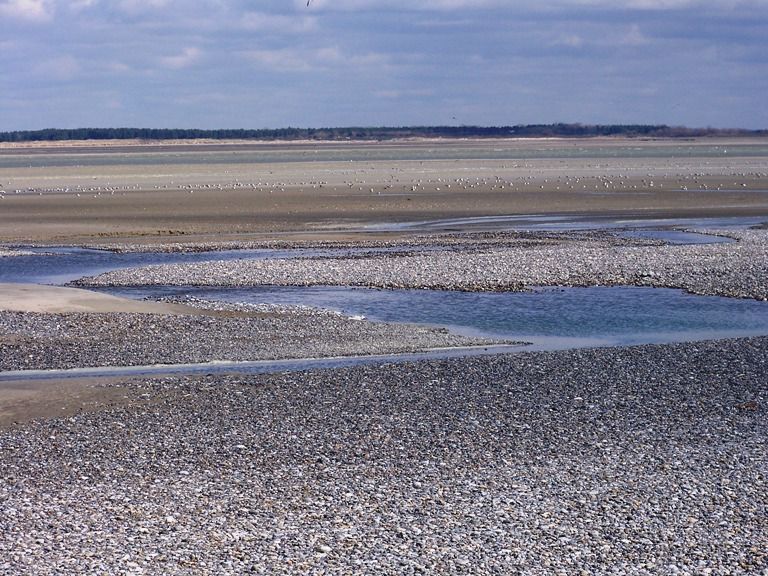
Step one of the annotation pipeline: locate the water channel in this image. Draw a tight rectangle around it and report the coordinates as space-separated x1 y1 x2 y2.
4 142 768 170
103 284 768 351
2 216 768 379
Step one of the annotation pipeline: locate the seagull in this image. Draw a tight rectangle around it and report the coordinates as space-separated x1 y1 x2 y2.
307 0 312 5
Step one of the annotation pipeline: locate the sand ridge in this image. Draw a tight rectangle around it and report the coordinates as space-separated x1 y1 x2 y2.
0 283 199 315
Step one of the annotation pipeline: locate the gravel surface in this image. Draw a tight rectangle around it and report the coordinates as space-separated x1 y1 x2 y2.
0 249 33 257
81 230 632 254
77 228 768 300
1 337 766 574
0 305 504 371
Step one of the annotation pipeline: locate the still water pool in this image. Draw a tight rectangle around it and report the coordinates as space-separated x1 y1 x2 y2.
3 216 768 352
102 284 768 351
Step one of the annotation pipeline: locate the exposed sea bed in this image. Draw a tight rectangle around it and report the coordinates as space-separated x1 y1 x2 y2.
1 338 765 574
0 305 506 372
77 228 768 300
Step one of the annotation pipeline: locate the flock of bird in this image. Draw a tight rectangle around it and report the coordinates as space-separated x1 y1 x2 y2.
1 170 763 200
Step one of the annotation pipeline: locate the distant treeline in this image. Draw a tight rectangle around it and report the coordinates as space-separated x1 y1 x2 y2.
1 124 766 143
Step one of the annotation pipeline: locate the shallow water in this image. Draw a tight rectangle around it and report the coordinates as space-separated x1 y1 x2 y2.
367 214 765 235
102 284 768 350
5 282 768 381
2 216 756 285
619 229 733 244
0 246 396 284
3 216 768 354
0 346 521 382
2 143 768 169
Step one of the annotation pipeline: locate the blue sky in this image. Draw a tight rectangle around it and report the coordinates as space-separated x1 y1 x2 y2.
1 0 766 130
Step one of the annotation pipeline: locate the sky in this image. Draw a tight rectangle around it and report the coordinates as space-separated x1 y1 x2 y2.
1 0 767 131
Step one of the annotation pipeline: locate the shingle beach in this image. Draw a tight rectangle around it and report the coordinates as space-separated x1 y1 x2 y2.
0 304 504 372
2 139 768 575
78 228 768 300
1 338 765 575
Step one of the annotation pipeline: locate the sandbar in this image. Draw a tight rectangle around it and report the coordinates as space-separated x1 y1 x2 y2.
0 283 201 314
1 138 767 245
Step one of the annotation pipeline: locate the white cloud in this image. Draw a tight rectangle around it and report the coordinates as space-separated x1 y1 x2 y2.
117 0 170 14
619 23 649 45
0 0 53 21
551 23 650 48
314 46 392 68
160 47 202 69
302 0 507 9
554 34 585 48
375 88 434 99
69 0 98 10
105 95 123 109
304 0 767 9
564 0 768 8
623 0 694 6
34 55 80 80
173 91 231 105
243 48 310 72
1 0 766 130
569 0 696 8
107 61 132 73
241 12 317 33
413 0 500 6
243 46 391 72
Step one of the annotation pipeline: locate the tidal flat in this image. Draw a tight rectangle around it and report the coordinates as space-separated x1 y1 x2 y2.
1 138 767 574
2 137 768 245
1 339 765 574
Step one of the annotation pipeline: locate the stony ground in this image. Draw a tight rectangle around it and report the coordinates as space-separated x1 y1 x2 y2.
2 226 767 574
0 248 33 257
77 229 768 300
0 337 765 575
0 303 502 371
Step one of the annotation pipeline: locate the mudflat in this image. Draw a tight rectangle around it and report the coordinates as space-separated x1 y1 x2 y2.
1 137 767 245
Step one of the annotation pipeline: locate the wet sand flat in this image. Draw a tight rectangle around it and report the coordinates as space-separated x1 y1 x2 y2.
0 376 137 430
1 138 767 245
0 283 201 314
1 138 767 573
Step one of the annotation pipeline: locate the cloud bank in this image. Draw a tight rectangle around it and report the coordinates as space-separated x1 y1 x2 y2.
0 0 765 129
